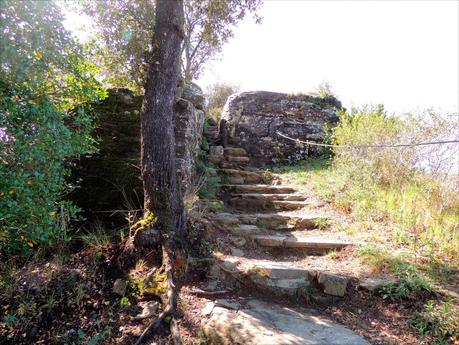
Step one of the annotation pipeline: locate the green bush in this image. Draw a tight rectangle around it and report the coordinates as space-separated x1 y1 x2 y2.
412 299 459 344
330 106 459 264
381 272 433 301
0 1 105 254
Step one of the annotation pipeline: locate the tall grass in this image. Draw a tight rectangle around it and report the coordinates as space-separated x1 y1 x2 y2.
330 107 459 265
280 107 458 266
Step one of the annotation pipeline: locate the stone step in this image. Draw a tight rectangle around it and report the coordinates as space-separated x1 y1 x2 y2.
228 194 307 212
203 299 370 345
227 137 241 145
210 212 328 231
219 161 248 169
227 200 311 212
246 261 317 296
220 169 263 184
224 147 247 156
204 127 219 136
227 194 304 212
237 213 328 230
231 193 306 201
211 256 352 298
231 224 261 236
225 156 250 164
251 235 352 250
221 184 296 194
272 200 311 211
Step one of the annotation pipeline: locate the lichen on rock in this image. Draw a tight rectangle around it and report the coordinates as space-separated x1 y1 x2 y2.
220 91 342 166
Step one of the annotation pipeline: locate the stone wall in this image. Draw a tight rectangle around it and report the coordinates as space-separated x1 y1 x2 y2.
220 91 341 166
175 83 205 194
70 84 205 220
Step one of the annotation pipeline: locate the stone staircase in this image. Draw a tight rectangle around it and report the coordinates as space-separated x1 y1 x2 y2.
198 142 370 344
206 144 356 299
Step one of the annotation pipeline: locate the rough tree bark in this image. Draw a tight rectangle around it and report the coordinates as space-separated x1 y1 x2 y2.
141 0 185 237
137 0 185 341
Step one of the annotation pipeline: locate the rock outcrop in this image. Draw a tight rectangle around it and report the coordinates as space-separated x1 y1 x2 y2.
220 91 341 166
203 299 370 345
175 86 205 194
70 84 205 221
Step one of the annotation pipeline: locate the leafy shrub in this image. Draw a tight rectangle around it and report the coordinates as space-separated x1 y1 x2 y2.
331 106 459 263
0 1 105 254
205 82 240 122
381 272 433 301
412 299 459 344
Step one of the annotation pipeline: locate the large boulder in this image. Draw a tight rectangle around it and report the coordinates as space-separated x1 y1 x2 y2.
220 91 341 166
181 82 206 110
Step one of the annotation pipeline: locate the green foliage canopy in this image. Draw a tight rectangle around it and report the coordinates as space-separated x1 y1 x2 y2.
80 0 262 90
206 82 240 110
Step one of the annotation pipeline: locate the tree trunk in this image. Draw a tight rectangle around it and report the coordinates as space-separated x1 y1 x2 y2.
136 0 185 341
141 0 185 242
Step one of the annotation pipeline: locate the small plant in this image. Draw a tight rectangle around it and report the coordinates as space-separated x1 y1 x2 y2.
74 282 86 307
298 283 316 302
193 329 209 345
357 244 416 275
179 298 190 307
128 276 144 297
119 296 131 308
412 299 459 344
4 313 19 328
381 272 433 301
326 250 339 259
314 217 330 230
93 251 104 262
80 221 111 249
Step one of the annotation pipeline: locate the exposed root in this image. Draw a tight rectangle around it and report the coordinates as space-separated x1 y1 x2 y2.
170 318 182 345
135 244 180 345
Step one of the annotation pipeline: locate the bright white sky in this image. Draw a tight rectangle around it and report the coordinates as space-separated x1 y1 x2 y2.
64 0 459 114
198 0 459 114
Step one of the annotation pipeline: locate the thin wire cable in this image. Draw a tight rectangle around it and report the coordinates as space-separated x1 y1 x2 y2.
276 131 459 148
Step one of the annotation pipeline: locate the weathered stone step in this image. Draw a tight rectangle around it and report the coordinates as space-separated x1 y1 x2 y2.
224 147 247 156
225 156 250 164
231 193 305 201
247 261 317 296
219 161 248 169
237 213 328 230
211 256 351 298
203 299 370 345
251 235 352 250
220 169 263 184
221 184 296 194
231 224 261 236
204 127 219 137
272 200 310 211
228 194 307 212
227 136 241 145
210 212 329 231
